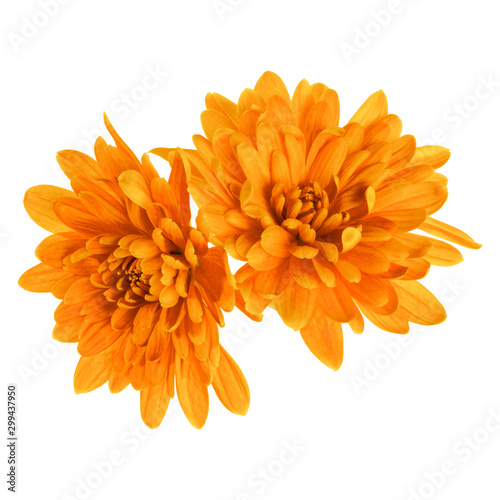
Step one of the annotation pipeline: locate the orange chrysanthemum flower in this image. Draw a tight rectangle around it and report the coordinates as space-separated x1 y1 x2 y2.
19 116 252 429
179 71 481 370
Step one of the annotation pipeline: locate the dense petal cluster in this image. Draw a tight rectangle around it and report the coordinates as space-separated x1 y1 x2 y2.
180 71 481 370
19 117 251 428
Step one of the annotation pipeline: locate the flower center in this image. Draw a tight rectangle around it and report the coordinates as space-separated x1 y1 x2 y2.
97 255 153 307
270 181 330 226
118 257 150 292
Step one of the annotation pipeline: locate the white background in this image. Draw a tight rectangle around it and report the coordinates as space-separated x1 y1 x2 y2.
1 1 499 499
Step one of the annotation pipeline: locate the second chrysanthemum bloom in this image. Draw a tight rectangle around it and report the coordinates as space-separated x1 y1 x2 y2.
177 71 481 370
19 117 251 429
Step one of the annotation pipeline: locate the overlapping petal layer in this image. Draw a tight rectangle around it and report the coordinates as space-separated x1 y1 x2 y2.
19 116 252 428
178 71 481 370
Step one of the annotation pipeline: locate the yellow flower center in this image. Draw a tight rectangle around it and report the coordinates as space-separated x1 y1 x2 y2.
98 255 153 307
269 182 353 249
271 181 330 226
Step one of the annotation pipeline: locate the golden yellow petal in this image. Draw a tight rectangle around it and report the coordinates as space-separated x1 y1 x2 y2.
211 347 250 416
118 170 153 209
420 217 481 249
274 281 317 331
348 90 388 127
300 314 343 370
254 71 290 103
73 345 115 394
19 263 68 293
140 381 170 429
24 185 75 233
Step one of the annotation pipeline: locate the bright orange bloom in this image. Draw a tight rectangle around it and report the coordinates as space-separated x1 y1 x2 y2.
179 71 481 370
19 116 251 429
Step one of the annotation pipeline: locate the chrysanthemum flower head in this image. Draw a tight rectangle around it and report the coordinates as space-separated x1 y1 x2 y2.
180 71 481 370
19 116 251 429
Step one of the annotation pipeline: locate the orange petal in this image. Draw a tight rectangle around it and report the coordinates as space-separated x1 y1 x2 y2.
209 93 239 121
289 256 322 289
187 281 203 323
211 347 250 416
348 90 388 128
247 241 285 271
236 143 271 197
54 197 109 235
370 209 427 232
422 238 463 267
344 245 390 274
335 259 362 283
56 150 103 181
300 314 343 370
261 225 294 258
254 71 290 103
409 146 450 169
78 191 136 234
129 238 161 259
108 372 130 394
118 170 153 209
19 263 68 293
176 358 209 429
357 303 409 334
195 247 235 312
140 381 171 429
284 131 307 186
306 137 347 187
392 280 446 325
348 306 365 334
35 233 87 268
400 258 430 281
289 242 319 259
291 79 315 129
341 227 362 253
274 281 317 331
320 279 358 323
24 185 75 233
252 261 289 297
315 241 339 262
74 345 115 393
200 109 237 141
419 217 481 249
303 102 340 151
64 278 100 305
52 322 80 343
78 321 123 356
312 256 336 287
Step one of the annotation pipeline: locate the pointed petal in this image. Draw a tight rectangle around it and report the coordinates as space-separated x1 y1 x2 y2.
74 346 115 393
19 263 68 293
140 382 171 429
393 280 446 325
300 314 343 370
24 185 75 233
274 281 316 331
420 217 481 249
348 90 388 127
211 347 250 415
